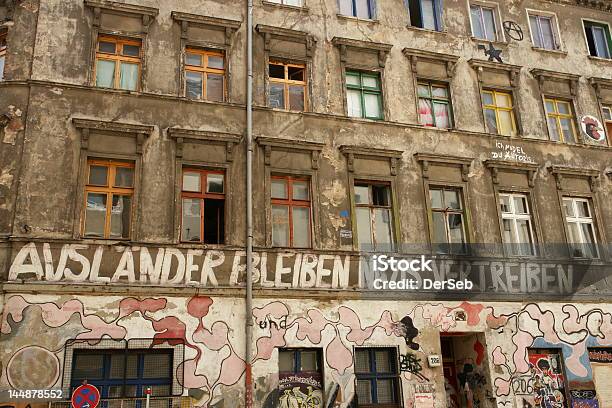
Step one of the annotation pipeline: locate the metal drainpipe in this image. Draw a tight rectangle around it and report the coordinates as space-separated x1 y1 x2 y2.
245 0 254 406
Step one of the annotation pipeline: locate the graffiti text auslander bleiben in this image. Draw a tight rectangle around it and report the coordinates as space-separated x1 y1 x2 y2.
371 255 474 290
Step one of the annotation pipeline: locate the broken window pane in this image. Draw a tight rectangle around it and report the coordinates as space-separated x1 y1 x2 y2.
85 193 107 237
182 198 201 241
186 71 203 99
269 64 285 79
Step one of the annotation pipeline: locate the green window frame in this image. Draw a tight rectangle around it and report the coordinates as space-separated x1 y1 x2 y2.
345 71 383 120
584 21 612 59
417 81 453 128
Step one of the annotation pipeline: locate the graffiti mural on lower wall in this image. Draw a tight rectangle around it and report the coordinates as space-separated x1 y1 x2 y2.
0 295 610 408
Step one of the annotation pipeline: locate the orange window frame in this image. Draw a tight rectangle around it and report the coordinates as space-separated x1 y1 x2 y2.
269 61 307 111
83 159 135 239
181 168 226 243
271 175 311 247
94 35 142 89
184 48 226 101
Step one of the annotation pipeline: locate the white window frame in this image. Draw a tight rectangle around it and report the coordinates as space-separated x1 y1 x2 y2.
499 193 536 256
582 18 612 59
468 2 503 42
526 9 561 51
562 197 599 259
267 0 305 7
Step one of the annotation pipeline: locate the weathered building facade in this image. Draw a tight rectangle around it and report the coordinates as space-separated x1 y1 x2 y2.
0 0 611 407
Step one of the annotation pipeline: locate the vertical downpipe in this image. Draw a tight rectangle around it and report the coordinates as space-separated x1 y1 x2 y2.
245 0 254 406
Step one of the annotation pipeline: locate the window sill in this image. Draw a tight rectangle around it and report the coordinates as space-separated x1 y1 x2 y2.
346 115 384 123
261 0 309 12
470 36 508 47
587 55 612 63
336 14 379 24
531 46 567 56
405 25 447 35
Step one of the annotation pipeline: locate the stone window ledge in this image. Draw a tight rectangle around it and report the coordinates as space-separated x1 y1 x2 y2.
261 0 309 12
415 153 473 181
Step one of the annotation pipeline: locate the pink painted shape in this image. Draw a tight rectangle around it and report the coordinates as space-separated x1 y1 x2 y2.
492 346 507 366
513 329 534 374
187 296 214 319
196 321 230 351
294 309 329 344
338 307 375 345
494 377 511 396
216 350 246 386
326 333 352 375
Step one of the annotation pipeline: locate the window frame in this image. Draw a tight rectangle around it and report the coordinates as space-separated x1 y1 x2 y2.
427 185 468 254
70 349 173 399
498 192 537 257
352 180 396 252
278 348 323 375
481 89 518 137
544 97 578 144
183 47 226 102
468 2 502 42
338 0 376 20
602 105 612 141
526 10 561 51
353 347 402 407
266 0 305 7
82 159 135 240
267 60 308 111
416 80 453 128
270 174 313 248
94 35 143 91
180 167 226 244
0 30 6 81
407 0 444 31
561 196 600 259
345 70 384 120
582 19 612 59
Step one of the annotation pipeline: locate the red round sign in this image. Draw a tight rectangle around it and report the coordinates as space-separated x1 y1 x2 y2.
71 384 101 408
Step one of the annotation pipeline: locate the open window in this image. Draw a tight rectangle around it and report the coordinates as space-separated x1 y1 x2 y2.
181 168 225 244
407 0 443 31
584 20 612 59
268 61 307 111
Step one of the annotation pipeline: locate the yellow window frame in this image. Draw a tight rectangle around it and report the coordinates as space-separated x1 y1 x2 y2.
482 90 517 136
94 35 142 90
184 48 226 101
83 159 135 239
269 61 307 111
545 98 577 142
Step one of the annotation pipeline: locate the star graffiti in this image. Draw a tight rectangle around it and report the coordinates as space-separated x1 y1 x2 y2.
478 42 503 63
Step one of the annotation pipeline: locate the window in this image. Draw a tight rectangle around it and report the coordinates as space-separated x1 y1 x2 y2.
470 4 498 41
346 71 383 120
0 32 6 80
279 349 323 408
271 175 311 248
268 0 304 5
429 186 466 254
181 169 225 244
339 0 375 19
499 193 536 256
545 98 577 143
268 61 307 111
407 0 443 31
482 90 517 136
563 197 598 258
184 48 225 102
71 349 172 399
417 81 452 128
354 182 394 251
603 106 612 138
528 13 559 50
83 159 134 239
354 348 400 406
584 21 611 59
95 36 141 91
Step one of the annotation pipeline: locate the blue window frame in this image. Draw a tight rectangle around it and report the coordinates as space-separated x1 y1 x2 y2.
407 0 443 31
354 347 400 406
70 349 173 404
339 0 376 19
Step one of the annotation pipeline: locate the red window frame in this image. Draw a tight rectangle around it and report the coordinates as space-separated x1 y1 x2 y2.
181 168 225 243
271 175 311 248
